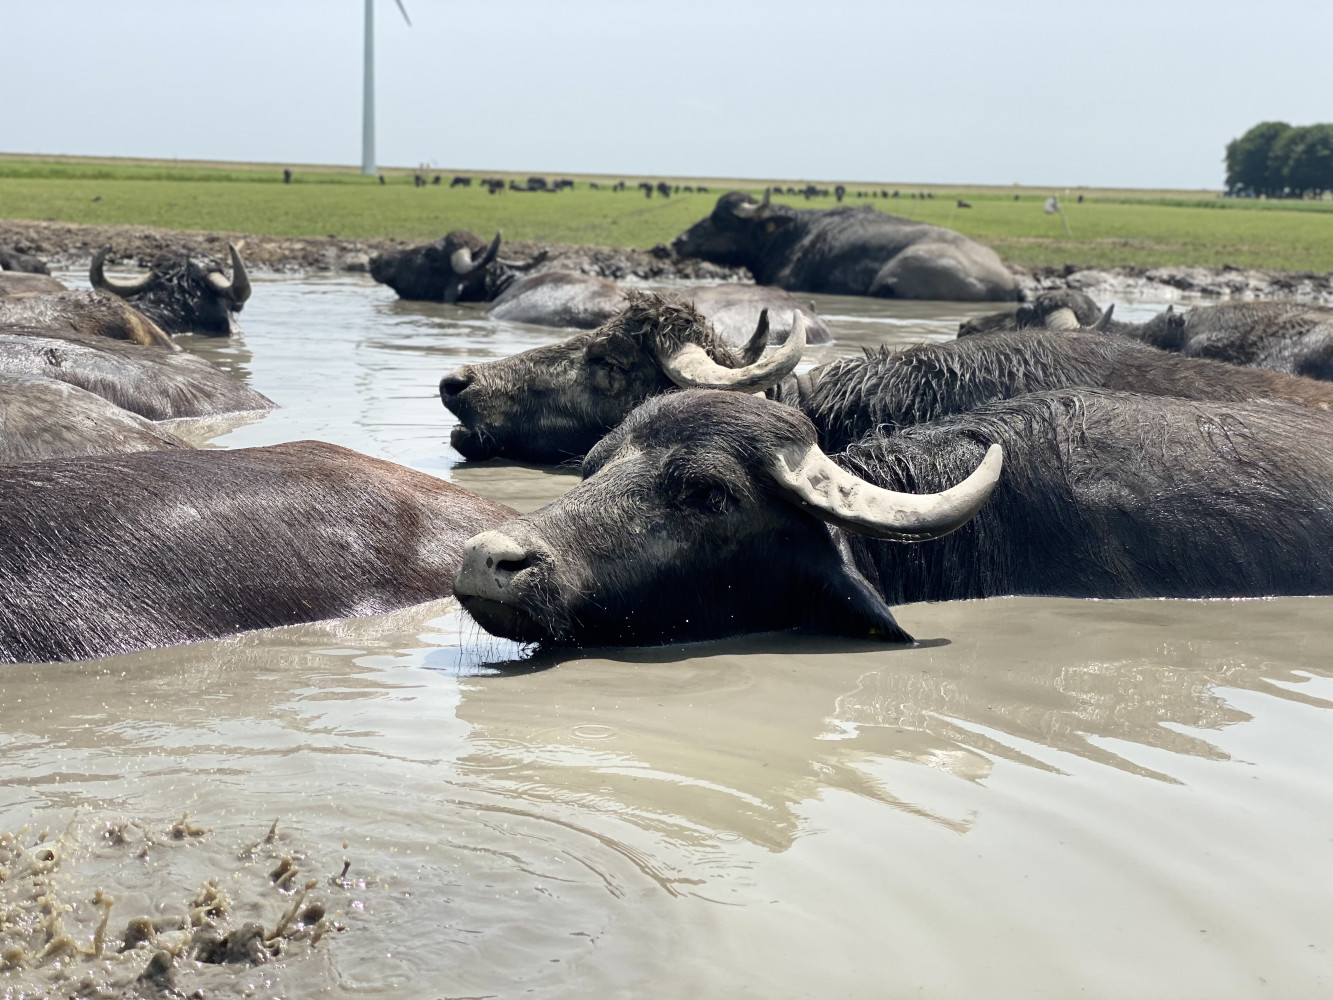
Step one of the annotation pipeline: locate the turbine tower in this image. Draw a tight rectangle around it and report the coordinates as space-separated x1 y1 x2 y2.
362 0 412 176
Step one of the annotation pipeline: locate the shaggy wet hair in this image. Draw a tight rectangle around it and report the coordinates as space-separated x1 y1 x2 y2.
838 388 1333 603
589 289 753 367
794 329 1333 452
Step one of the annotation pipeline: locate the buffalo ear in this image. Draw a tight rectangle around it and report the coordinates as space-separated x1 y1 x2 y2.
800 533 914 643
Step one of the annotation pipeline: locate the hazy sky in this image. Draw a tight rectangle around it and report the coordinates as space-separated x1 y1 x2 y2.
5 0 1330 189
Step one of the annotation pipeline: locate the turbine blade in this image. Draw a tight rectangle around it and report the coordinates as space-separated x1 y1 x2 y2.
393 0 412 26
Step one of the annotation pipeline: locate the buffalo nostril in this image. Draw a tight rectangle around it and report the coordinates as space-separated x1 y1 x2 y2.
440 369 474 399
495 556 532 576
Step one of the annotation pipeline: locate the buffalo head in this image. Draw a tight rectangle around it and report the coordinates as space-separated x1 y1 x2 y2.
440 291 806 463
91 244 252 337
670 190 795 269
454 389 1001 646
369 230 508 303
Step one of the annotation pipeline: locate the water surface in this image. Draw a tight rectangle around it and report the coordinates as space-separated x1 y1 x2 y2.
3 276 1327 998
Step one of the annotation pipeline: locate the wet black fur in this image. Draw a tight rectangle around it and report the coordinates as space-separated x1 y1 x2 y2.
957 289 1105 337
793 330 1333 452
0 442 516 664
117 251 246 336
370 230 512 302
1107 301 1333 380
441 291 758 463
458 388 1333 647
839 388 1333 601
671 191 1018 300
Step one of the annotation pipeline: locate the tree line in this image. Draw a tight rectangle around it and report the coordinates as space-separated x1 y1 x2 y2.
1225 122 1333 199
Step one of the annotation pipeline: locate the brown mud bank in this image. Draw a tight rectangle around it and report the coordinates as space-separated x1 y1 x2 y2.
4 219 1332 304
0 219 745 283
1022 262 1333 305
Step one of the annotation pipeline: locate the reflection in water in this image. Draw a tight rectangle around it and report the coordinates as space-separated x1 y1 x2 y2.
9 274 1331 998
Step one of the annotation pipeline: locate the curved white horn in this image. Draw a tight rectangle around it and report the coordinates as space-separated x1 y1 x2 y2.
450 232 502 276
731 188 771 219
90 246 155 296
769 442 1003 541
1044 307 1079 331
657 309 806 392
449 245 474 274
205 243 252 304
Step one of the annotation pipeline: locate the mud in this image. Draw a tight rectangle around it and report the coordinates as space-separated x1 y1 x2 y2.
0 219 745 283
0 813 350 998
8 220 1332 306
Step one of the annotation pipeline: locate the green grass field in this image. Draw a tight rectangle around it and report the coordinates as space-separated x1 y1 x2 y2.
2 156 1331 272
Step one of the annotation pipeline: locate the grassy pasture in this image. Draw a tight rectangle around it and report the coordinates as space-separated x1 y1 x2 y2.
1 156 1331 272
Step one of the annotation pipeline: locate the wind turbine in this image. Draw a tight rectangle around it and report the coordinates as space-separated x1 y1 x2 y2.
362 0 412 176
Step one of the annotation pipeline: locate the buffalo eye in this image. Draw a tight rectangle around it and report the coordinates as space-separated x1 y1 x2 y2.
679 482 731 514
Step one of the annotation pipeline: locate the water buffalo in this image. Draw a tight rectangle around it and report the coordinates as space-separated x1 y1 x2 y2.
0 374 192 464
0 328 275 420
90 243 252 336
369 231 546 303
0 290 176 348
0 442 516 664
0 245 50 274
957 289 1105 337
442 290 1333 464
0 272 66 296
454 387 1333 646
2 377 189 461
441 293 806 463
486 270 832 344
1115 301 1333 379
962 298 1333 380
786 329 1333 452
672 191 1018 301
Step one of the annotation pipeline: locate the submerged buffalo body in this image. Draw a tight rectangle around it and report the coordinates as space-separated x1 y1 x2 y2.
1145 301 1333 379
672 191 1018 301
957 289 1106 337
0 290 175 349
487 270 832 344
455 389 1333 646
0 245 50 274
442 289 1333 464
441 293 807 463
0 374 191 464
789 329 1333 452
0 442 516 664
486 271 626 329
0 273 66 296
0 329 275 420
963 297 1333 381
90 244 252 336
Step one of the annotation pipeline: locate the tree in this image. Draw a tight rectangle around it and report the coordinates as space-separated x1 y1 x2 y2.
1225 121 1290 197
1270 123 1333 198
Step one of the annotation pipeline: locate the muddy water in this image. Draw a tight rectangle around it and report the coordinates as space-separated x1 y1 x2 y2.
4 277 1331 998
